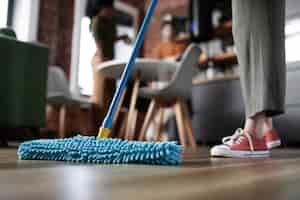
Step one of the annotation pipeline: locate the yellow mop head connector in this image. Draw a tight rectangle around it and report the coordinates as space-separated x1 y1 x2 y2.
97 127 111 139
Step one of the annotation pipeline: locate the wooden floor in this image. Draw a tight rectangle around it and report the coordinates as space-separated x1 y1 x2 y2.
1 146 300 200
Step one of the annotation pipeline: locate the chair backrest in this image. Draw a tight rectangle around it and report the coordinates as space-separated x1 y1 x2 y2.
167 44 201 98
47 66 71 98
0 28 17 39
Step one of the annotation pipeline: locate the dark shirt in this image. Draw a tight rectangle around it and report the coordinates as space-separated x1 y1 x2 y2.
91 15 117 60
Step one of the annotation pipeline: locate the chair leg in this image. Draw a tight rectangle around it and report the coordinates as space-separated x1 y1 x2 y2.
179 100 197 150
59 104 67 138
154 109 164 141
46 104 59 132
138 99 158 141
129 110 138 140
112 86 127 133
125 78 140 140
173 101 187 149
117 112 128 139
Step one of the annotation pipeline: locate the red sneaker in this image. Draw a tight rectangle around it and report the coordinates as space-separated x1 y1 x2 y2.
264 129 281 149
211 129 270 158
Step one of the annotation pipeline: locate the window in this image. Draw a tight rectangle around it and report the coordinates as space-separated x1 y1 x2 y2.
71 0 139 96
11 0 39 41
77 17 135 95
286 19 300 63
78 17 96 96
0 0 9 27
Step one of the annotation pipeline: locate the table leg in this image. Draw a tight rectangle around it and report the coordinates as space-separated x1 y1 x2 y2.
125 78 140 140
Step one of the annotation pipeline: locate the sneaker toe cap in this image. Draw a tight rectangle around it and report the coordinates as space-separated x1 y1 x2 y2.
210 145 230 156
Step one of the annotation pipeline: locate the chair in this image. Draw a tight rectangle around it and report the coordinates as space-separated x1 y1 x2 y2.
0 28 48 142
138 44 201 149
47 66 90 138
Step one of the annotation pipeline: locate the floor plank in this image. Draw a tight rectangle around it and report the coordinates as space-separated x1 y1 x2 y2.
0 147 300 200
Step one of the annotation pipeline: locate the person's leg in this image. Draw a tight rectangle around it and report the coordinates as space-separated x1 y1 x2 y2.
211 0 286 157
236 0 286 122
240 0 286 140
244 116 274 138
244 112 266 139
91 52 116 116
263 118 273 133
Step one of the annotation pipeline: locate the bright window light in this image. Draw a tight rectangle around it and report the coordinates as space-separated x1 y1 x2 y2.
0 0 9 27
78 18 135 96
78 17 96 96
286 34 300 63
114 25 134 60
285 19 300 35
285 19 300 63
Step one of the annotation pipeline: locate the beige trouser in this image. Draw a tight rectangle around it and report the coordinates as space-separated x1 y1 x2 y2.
232 0 286 118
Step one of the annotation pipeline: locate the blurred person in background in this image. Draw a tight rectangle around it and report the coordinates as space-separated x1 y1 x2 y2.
86 0 131 116
152 17 187 61
151 16 188 88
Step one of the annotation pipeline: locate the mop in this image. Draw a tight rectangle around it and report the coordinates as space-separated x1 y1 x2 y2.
18 0 182 165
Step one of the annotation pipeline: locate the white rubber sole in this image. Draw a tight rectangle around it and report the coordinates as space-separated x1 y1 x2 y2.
211 147 270 158
267 140 281 149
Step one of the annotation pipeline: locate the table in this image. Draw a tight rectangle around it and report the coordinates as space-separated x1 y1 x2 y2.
97 58 178 81
96 58 178 139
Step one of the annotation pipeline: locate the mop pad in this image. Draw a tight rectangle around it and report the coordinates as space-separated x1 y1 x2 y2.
18 0 183 165
18 136 182 165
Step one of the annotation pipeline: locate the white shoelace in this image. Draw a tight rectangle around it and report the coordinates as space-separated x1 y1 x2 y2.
222 128 254 151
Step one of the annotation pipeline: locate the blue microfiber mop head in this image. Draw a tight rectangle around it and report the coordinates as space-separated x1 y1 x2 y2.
18 136 182 165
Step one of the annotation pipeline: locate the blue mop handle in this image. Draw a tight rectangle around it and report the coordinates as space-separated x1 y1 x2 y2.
102 0 158 129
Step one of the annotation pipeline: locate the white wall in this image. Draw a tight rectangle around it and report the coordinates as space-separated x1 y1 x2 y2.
12 0 40 41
